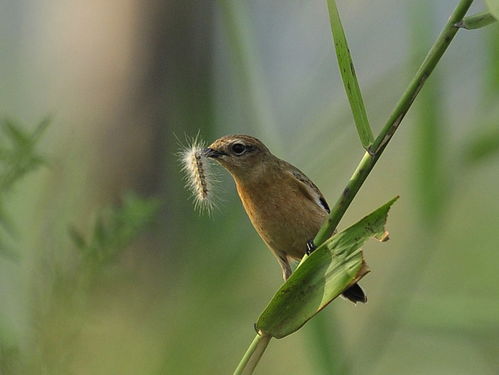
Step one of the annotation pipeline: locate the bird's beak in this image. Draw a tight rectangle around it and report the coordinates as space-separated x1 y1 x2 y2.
204 148 227 159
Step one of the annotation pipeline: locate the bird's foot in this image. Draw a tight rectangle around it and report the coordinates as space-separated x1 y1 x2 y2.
306 240 316 255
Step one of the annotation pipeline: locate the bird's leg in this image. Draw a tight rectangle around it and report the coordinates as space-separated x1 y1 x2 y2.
305 240 316 255
276 252 292 281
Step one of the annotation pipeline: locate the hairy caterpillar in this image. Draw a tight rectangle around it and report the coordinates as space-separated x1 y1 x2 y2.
179 136 218 214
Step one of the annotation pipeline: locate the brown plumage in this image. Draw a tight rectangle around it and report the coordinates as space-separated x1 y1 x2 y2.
205 135 366 303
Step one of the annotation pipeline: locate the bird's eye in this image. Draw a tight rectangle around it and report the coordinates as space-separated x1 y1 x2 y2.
231 143 246 155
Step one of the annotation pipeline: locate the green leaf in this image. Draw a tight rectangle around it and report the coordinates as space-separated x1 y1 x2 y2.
486 0 499 20
456 11 497 29
256 197 398 339
326 0 374 149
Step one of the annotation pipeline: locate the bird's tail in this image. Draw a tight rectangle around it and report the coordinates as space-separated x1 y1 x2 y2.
342 283 367 304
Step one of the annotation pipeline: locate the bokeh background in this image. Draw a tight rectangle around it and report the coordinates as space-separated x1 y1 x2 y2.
1 0 498 374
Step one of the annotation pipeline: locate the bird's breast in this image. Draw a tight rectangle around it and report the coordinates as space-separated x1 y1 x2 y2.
235 179 326 259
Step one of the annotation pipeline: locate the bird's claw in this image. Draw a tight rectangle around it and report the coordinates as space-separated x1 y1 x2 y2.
306 240 316 255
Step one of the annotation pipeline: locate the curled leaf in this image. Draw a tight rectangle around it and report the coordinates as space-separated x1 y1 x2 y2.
256 196 398 339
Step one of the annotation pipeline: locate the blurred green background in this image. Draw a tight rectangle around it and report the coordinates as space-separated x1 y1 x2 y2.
1 0 498 374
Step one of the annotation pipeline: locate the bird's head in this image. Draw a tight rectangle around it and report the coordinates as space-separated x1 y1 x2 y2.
204 135 272 179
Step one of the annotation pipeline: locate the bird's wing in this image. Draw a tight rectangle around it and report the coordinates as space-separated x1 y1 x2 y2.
284 163 330 214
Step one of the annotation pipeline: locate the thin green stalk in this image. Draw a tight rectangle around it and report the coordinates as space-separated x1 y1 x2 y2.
233 333 271 375
314 152 377 244
326 0 374 149
314 0 474 245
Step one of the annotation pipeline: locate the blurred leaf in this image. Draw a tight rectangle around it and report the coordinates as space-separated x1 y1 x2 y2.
0 118 49 260
0 120 48 191
256 197 397 339
456 11 497 29
93 215 108 249
0 118 49 192
326 0 373 149
68 225 87 250
485 0 499 20
70 192 162 267
463 126 499 164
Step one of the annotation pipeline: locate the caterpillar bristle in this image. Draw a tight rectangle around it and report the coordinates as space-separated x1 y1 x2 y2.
178 135 218 215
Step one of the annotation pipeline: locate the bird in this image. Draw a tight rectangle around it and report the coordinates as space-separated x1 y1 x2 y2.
204 135 366 303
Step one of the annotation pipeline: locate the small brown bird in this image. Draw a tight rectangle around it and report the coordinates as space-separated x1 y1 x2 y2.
205 135 366 303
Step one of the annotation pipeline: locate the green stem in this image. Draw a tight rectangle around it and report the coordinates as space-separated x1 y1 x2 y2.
314 0 474 245
233 333 271 375
314 152 377 244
